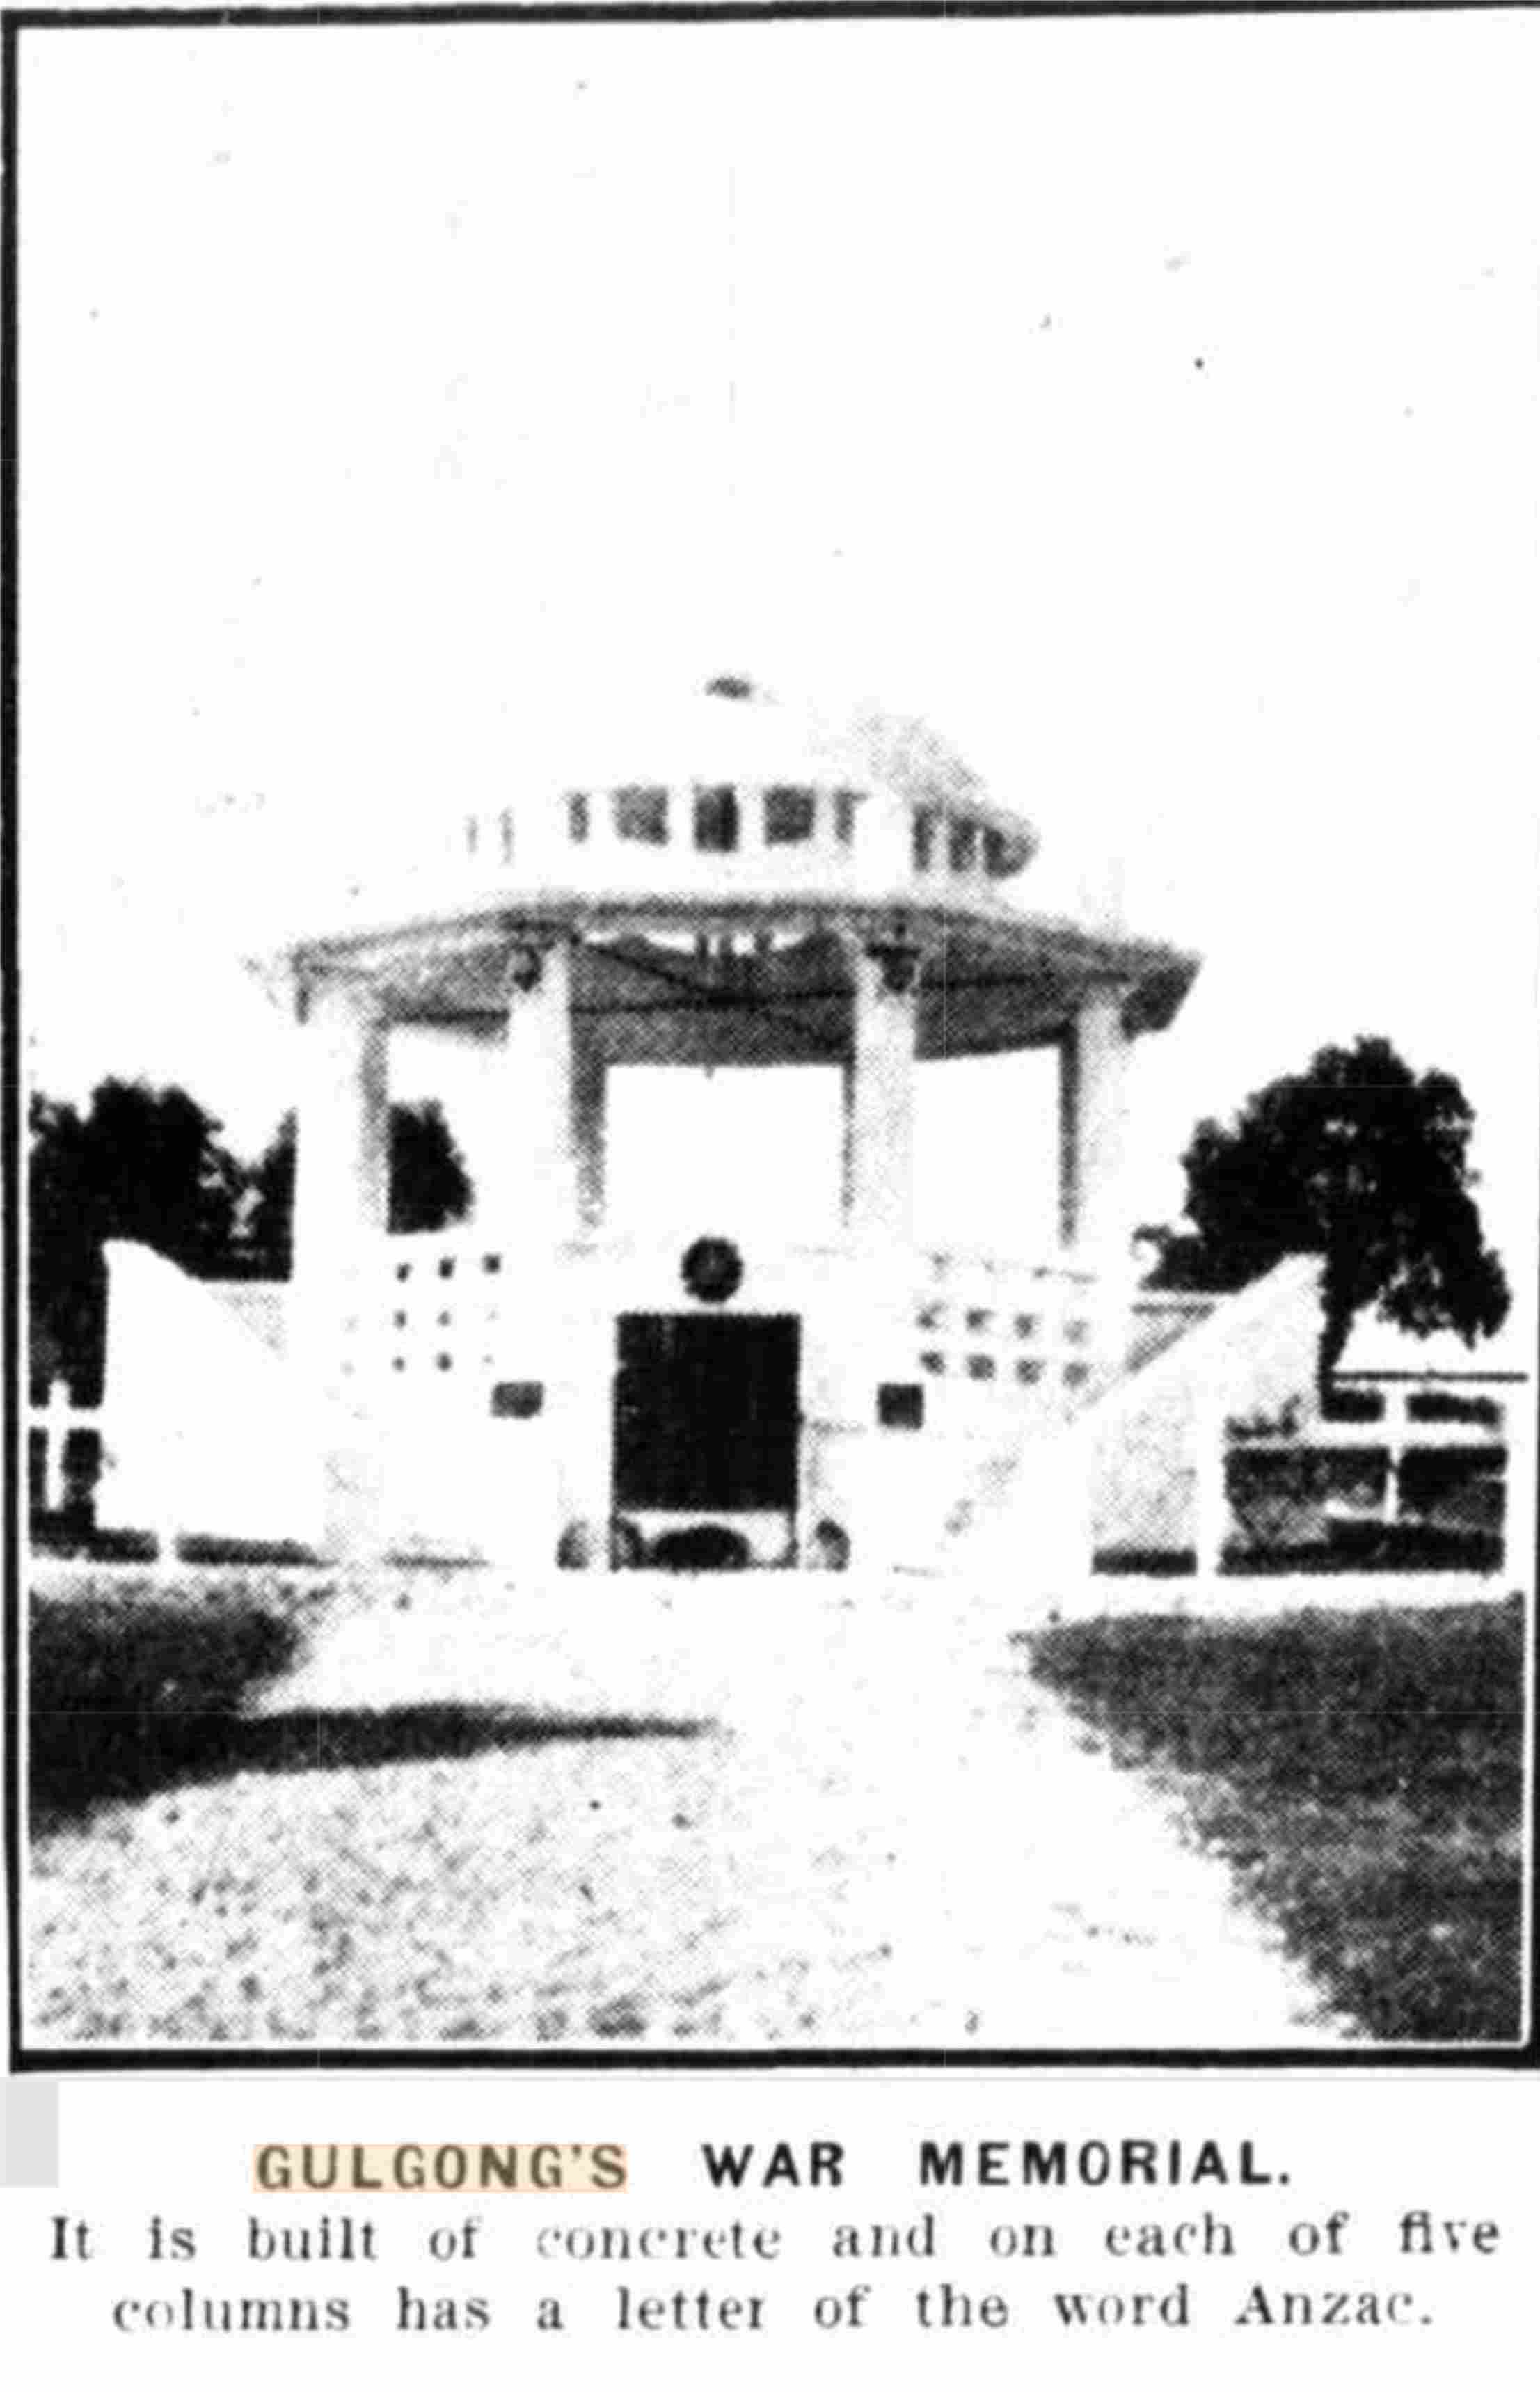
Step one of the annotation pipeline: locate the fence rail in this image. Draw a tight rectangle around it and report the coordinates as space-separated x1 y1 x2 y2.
29 1371 1527 1581
1221 1393 1511 1553
28 1384 107 1513
27 1388 183 1564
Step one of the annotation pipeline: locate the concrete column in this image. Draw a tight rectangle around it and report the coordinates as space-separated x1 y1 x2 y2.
293 976 390 1298
499 937 578 1237
1058 988 1134 1260
573 1041 608 1234
292 979 391 1558
843 936 921 1244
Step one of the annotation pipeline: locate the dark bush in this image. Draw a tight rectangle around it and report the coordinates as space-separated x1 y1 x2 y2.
1397 1450 1504 1532
808 1519 852 1572
649 1523 752 1573
609 1517 648 1571
556 1519 598 1571
1319 1519 1502 1574
1225 1447 1334 1552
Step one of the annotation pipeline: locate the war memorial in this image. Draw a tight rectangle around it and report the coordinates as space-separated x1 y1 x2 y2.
93 672 1244 1579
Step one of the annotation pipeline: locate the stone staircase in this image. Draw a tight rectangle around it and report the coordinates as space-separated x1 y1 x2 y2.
910 1257 1324 1595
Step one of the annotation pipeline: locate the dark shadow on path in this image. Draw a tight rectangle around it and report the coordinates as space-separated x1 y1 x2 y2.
30 1585 713 1832
31 1703 713 1832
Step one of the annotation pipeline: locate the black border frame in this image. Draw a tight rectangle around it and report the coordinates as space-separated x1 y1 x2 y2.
3 0 1537 2077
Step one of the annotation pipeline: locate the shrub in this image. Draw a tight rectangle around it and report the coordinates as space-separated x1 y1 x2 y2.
650 1523 752 1573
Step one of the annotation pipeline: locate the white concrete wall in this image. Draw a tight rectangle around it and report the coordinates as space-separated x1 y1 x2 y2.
936 1257 1324 1604
207 1281 289 1356
100 1223 1165 1575
1090 1256 1324 1557
99 1244 326 1544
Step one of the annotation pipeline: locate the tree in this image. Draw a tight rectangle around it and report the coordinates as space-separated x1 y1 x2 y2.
29 1082 475 1398
28 1080 246 1400
1145 1036 1510 1381
388 1101 475 1236
242 1099 473 1274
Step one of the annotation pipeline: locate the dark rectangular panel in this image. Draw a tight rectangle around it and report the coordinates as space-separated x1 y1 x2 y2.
614 1314 800 1513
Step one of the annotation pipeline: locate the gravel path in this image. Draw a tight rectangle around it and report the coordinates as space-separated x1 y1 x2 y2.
27 1570 1351 2048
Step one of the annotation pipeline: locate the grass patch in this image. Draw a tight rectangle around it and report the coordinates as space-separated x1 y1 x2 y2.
29 1578 308 1825
1022 1597 1527 2043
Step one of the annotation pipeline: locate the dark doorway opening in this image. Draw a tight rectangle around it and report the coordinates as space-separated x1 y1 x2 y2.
613 1313 800 1517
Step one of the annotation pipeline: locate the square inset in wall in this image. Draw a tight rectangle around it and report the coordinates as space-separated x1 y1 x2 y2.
878 1381 925 1430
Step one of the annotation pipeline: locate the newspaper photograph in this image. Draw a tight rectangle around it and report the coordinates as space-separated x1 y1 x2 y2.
2 0 1536 2378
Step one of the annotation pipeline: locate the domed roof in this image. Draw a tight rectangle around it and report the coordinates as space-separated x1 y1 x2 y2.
264 661 1199 1058
518 674 1036 851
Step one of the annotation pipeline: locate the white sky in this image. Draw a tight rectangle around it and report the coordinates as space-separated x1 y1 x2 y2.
16 11 1540 1306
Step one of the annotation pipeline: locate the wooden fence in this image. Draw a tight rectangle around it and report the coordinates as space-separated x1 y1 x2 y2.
1218 1384 1518 1569
27 1386 181 1563
28 1374 1532 1581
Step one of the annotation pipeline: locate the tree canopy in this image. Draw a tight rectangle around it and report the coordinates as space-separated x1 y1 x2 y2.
1145 1036 1511 1379
29 1080 473 1397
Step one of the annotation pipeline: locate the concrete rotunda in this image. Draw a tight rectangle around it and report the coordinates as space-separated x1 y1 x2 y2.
253 676 1199 1570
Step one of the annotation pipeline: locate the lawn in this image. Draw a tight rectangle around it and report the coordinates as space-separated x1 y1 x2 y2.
27 1572 319 1826
1021 1596 1529 2043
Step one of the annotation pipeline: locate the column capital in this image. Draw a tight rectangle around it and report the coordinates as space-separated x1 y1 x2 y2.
1072 980 1135 1032
503 940 551 997
839 919 931 997
500 927 582 1000
294 967 386 1031
866 936 926 998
